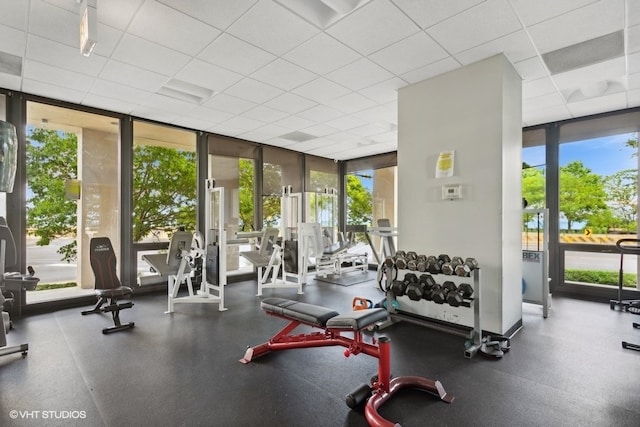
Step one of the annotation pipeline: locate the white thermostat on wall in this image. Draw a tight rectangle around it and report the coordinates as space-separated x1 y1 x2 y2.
442 184 462 200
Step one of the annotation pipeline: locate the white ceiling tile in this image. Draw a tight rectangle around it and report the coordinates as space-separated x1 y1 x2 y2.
630 0 640 26
175 59 243 93
97 0 144 31
221 115 265 133
26 35 106 77
566 91 627 117
522 92 566 113
207 122 245 137
302 123 339 137
273 115 316 130
23 59 95 92
627 72 640 90
392 0 485 29
226 0 318 56
28 0 78 47
628 25 640 54
0 73 21 91
100 60 168 93
0 24 26 57
297 105 344 122
527 0 624 54
242 105 289 123
157 0 258 30
198 34 276 75
630 52 640 74
204 93 257 115
427 0 522 54
22 78 86 104
283 33 361 75
454 31 536 66
358 77 408 103
552 57 625 91
369 32 449 75
89 79 153 104
627 88 640 106
225 78 283 104
131 104 179 124
81 93 136 114
140 94 199 115
189 106 235 123
348 123 389 137
111 34 191 76
250 58 317 91
292 78 351 102
514 57 548 80
264 93 317 114
326 0 420 55
170 116 214 131
0 0 29 31
128 1 220 56
510 0 599 26
522 77 557 100
326 58 394 91
400 56 460 84
90 23 123 58
325 115 369 131
352 104 397 123
324 92 377 114
239 123 291 142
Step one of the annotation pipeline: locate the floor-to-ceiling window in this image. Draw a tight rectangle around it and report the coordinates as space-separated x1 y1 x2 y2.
556 112 640 294
208 135 259 276
262 146 303 229
305 155 339 244
345 152 397 264
132 121 197 286
25 101 120 302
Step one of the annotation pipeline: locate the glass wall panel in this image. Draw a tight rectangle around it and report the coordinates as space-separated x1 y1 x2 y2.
262 146 302 228
208 135 259 277
25 101 120 302
133 121 197 284
558 112 640 290
305 156 339 243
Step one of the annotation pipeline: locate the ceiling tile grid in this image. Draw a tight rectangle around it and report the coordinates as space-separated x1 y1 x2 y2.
0 0 637 160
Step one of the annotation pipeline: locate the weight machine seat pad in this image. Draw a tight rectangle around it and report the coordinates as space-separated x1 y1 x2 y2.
323 242 350 256
261 298 339 328
96 286 132 299
326 308 387 331
141 253 185 276
240 251 272 268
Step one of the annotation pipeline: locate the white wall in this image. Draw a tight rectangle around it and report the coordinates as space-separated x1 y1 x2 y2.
397 54 522 334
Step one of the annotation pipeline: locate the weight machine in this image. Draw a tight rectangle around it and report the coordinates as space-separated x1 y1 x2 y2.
365 218 397 267
142 179 226 313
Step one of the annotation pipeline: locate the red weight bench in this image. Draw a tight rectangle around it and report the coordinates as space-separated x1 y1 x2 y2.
240 297 453 427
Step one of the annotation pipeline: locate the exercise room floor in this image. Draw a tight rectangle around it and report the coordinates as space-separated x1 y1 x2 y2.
1 275 639 427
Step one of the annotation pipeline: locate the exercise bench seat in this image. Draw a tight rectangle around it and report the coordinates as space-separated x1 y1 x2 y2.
260 297 339 328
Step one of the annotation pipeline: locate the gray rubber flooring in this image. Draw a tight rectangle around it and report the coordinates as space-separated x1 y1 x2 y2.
1 276 639 427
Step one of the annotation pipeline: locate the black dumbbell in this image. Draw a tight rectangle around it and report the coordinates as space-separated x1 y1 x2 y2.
418 274 437 301
446 283 474 307
407 259 418 271
390 279 405 296
394 251 408 269
426 255 442 274
416 255 428 272
441 256 463 275
432 281 457 304
454 258 479 277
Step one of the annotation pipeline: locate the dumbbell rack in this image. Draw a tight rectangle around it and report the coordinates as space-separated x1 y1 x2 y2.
378 267 483 359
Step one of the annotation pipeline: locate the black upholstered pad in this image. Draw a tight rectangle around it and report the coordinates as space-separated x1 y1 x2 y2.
326 308 387 331
261 298 339 328
96 286 132 299
240 250 272 267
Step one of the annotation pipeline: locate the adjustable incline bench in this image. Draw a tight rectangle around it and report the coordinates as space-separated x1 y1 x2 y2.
241 297 454 427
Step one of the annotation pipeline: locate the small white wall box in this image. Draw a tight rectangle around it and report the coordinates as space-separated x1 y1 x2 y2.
442 184 462 200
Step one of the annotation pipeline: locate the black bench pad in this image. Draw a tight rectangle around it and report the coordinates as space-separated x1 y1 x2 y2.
261 298 339 328
326 308 387 331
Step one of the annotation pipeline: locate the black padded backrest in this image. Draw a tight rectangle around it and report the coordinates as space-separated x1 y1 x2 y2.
90 237 121 290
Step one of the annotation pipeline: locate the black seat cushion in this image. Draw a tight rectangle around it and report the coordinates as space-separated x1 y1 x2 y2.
261 297 339 327
326 308 387 331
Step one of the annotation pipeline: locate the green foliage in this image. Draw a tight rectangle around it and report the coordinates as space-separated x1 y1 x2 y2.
602 169 637 232
559 161 607 231
261 162 282 228
239 158 256 231
27 129 78 260
564 269 636 287
346 174 372 225
35 282 77 291
522 165 545 208
132 145 196 241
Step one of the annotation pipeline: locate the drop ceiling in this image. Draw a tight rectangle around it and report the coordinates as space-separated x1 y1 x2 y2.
1 0 639 160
